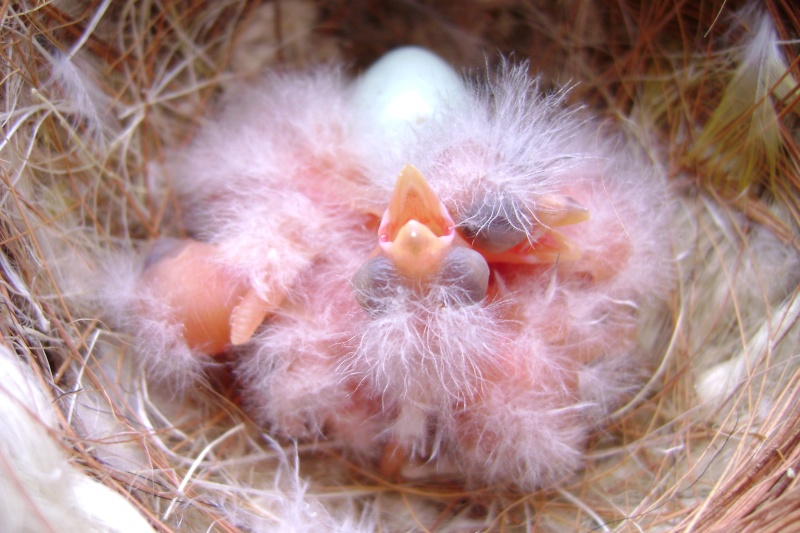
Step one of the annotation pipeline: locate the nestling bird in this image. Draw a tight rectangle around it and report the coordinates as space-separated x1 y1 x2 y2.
116 47 672 489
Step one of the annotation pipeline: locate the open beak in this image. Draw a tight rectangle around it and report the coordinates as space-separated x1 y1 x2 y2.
535 194 590 228
472 194 590 265
378 164 456 278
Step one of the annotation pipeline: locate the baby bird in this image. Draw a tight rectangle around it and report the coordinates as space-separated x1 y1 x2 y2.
124 47 672 489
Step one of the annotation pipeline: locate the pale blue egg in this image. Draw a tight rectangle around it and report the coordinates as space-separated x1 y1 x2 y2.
351 46 469 142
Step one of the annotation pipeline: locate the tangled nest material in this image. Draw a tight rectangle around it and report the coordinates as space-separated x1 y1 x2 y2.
1 1 799 531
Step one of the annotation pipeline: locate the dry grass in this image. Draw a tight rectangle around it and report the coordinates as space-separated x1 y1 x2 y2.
1 0 799 531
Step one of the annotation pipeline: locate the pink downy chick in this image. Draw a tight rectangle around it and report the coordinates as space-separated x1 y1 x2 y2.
132 47 672 489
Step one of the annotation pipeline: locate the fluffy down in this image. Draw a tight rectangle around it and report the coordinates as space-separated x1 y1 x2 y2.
105 48 673 490
0 345 155 533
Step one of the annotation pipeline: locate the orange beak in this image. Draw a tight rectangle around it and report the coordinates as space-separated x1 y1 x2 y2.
469 194 590 265
378 164 456 278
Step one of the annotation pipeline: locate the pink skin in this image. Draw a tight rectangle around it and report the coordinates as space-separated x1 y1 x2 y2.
139 240 249 355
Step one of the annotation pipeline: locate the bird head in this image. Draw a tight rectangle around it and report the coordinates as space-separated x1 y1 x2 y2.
353 165 490 314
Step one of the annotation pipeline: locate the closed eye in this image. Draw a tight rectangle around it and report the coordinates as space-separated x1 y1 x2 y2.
458 196 534 253
351 255 403 316
434 246 490 305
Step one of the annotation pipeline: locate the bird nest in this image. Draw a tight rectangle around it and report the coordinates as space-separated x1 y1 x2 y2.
1 1 799 531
